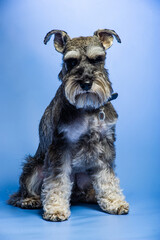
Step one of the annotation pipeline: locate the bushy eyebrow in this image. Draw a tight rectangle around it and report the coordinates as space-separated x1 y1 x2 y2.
64 50 80 60
87 46 105 59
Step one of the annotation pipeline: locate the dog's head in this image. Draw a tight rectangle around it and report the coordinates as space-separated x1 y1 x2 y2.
44 29 121 109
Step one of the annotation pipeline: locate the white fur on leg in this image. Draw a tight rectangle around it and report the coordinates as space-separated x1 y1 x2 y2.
92 169 129 215
41 156 72 221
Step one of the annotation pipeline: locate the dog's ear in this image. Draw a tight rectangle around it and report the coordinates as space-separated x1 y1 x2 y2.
94 29 121 50
44 30 70 53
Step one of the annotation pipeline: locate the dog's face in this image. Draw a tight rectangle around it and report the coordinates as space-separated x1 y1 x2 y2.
44 29 121 109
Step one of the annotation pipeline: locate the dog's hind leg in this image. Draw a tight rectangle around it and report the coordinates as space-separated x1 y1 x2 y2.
8 146 44 209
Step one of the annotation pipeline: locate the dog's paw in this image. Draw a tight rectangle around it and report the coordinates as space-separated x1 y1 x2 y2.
8 195 42 209
43 210 70 222
19 197 42 209
100 199 129 215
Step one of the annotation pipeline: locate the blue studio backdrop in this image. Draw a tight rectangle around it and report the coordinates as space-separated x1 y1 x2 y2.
0 0 160 239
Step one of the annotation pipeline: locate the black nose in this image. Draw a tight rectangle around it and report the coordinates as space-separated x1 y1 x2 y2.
80 82 92 91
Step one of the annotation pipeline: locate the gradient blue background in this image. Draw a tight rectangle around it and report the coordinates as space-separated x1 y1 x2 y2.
0 0 160 239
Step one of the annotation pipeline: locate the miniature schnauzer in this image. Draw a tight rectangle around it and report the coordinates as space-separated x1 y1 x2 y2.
8 29 129 221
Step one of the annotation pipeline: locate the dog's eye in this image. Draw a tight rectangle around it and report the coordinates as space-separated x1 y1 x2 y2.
89 55 104 64
65 58 78 71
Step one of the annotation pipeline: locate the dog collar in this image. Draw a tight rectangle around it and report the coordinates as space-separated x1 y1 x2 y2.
108 93 118 102
99 93 118 121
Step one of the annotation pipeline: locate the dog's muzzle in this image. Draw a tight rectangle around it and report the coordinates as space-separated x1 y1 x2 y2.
64 72 111 109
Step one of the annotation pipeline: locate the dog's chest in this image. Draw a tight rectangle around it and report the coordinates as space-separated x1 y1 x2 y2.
59 110 110 143
59 115 87 142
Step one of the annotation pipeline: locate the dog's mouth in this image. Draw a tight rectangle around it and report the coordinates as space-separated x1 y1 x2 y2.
74 92 102 109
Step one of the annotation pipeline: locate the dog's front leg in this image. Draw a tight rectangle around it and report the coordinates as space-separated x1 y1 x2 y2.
41 147 72 222
91 167 129 215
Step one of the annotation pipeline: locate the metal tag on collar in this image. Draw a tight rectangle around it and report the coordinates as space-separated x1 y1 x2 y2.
99 110 105 121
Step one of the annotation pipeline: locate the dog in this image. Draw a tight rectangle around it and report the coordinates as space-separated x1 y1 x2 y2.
8 29 129 221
